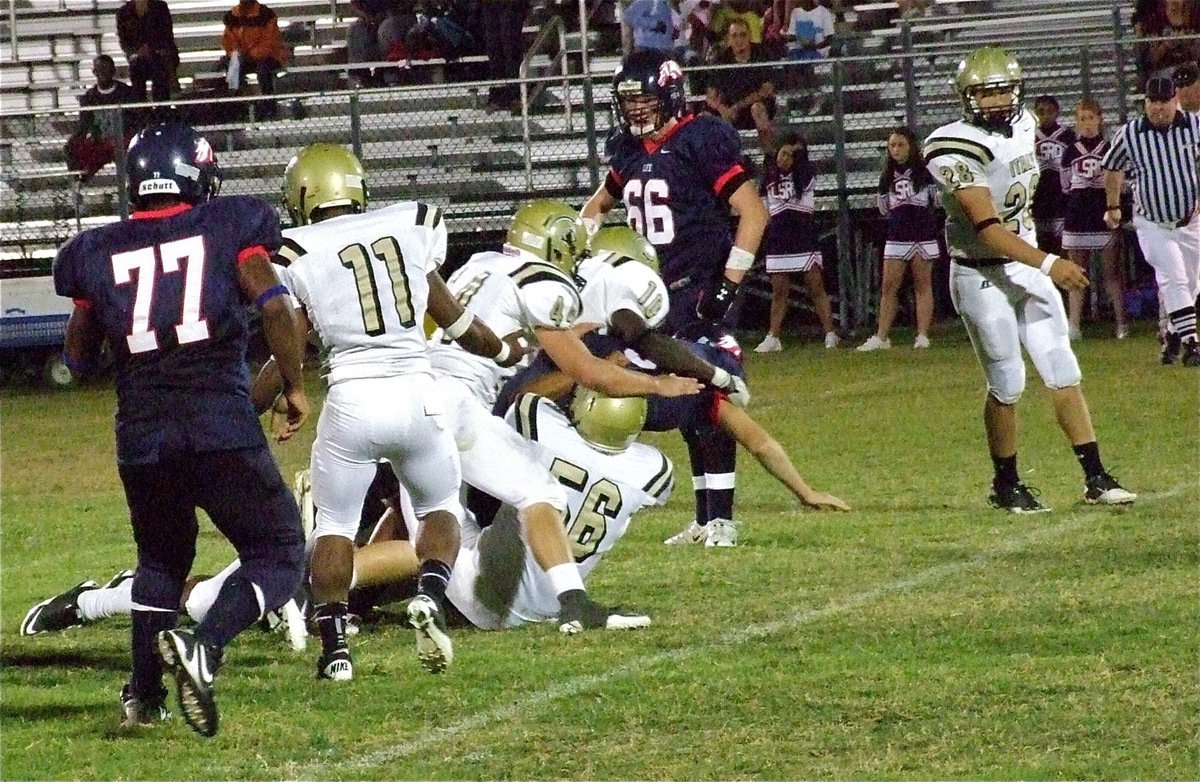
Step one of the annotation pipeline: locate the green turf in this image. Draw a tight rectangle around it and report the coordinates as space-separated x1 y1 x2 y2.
1 323 1195 780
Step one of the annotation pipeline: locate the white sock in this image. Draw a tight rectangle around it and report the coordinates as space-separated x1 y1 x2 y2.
546 562 584 596
183 559 241 623
77 580 134 621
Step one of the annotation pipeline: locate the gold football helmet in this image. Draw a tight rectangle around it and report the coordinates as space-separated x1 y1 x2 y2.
589 225 660 273
954 46 1024 130
506 200 586 275
570 387 647 454
282 143 368 226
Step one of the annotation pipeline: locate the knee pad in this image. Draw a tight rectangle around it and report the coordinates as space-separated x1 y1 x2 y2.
985 355 1026 405
1040 345 1082 390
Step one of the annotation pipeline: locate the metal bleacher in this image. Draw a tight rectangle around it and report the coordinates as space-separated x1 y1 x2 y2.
1 0 1141 268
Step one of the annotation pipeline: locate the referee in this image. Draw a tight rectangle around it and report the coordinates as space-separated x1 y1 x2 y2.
1103 76 1200 366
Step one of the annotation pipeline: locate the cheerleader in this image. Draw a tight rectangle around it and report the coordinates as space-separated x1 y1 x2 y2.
753 132 838 352
857 127 939 351
1061 98 1127 340
1032 94 1076 255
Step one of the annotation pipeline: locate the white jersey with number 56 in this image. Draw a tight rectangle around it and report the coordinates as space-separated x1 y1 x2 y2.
444 393 674 629
925 109 1040 260
280 202 446 385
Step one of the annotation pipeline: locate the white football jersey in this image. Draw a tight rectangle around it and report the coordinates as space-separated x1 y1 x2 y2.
575 251 670 331
445 393 674 628
280 202 445 385
427 249 583 406
925 109 1041 260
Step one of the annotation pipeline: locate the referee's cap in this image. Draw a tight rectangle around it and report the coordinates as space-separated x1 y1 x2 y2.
1174 62 1199 88
1146 76 1177 101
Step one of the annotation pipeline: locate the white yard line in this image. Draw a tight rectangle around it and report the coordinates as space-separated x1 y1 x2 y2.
284 485 1187 779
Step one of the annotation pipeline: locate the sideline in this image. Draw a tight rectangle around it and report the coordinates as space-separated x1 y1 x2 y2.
284 485 1187 778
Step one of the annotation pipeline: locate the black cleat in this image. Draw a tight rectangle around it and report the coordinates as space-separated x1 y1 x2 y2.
988 482 1051 514
119 682 170 728
1182 339 1200 367
1084 472 1137 505
157 629 219 737
1161 331 1182 365
21 580 98 635
317 647 353 681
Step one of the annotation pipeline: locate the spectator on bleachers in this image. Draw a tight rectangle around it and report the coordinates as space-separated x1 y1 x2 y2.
621 0 683 57
115 0 179 104
680 0 718 63
705 18 776 149
482 0 530 111
761 0 789 57
63 54 140 184
1135 0 1200 85
784 0 835 60
221 0 290 119
710 0 764 44
1174 60 1200 114
347 0 410 86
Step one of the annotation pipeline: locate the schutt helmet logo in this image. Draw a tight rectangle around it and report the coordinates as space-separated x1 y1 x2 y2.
657 60 683 87
194 137 215 165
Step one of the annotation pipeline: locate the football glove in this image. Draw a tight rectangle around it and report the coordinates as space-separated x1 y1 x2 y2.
696 277 739 322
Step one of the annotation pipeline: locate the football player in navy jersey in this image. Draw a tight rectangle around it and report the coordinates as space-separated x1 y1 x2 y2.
581 49 769 336
51 122 308 737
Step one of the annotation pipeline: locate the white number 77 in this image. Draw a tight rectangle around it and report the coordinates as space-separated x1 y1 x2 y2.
111 235 209 353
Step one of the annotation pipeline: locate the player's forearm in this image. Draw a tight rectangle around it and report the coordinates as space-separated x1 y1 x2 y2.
62 306 102 376
571 356 662 397
250 357 282 415
581 186 613 222
726 405 818 503
633 331 720 384
977 224 1053 268
259 298 305 391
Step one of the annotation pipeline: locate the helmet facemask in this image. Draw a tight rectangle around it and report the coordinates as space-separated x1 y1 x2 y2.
617 88 667 139
962 82 1024 133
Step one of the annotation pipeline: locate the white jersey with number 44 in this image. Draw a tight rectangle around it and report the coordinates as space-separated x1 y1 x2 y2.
925 109 1041 260
279 202 446 385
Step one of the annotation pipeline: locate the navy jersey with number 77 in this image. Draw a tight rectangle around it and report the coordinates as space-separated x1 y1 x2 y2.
604 113 748 290
52 195 283 464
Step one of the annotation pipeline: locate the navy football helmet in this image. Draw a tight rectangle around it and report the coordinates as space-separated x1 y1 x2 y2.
611 50 687 138
125 122 221 209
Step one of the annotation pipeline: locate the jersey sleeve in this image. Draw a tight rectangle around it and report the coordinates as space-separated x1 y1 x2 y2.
1100 125 1131 172
232 196 284 261
52 234 88 301
924 136 992 192
689 117 748 201
605 262 670 330
638 449 674 506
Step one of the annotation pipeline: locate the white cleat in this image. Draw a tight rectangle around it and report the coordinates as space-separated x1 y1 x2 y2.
664 520 706 545
407 595 453 674
704 519 739 548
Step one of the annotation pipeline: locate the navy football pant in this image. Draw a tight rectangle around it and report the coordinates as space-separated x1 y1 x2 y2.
120 446 304 697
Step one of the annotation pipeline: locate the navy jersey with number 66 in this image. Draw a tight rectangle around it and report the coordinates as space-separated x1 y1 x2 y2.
604 114 748 290
52 195 283 464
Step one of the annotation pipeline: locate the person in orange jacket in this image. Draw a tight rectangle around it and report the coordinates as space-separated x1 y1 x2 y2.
222 0 289 117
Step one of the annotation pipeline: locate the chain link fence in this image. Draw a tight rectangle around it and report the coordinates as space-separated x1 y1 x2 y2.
0 12 1172 332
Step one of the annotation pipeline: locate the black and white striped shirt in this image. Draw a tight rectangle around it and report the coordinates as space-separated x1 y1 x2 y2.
1101 111 1200 225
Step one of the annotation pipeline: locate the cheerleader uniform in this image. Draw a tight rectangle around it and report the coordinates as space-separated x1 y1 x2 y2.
761 158 820 272
1060 134 1115 251
1032 122 1076 240
878 164 940 261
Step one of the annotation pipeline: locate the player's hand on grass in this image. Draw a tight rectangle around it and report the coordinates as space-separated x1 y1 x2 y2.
802 491 851 511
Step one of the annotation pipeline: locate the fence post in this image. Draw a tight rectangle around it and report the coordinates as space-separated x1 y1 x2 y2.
349 92 362 159
1080 45 1091 98
1112 4 1128 124
832 59 855 330
900 19 918 132
579 0 600 192
114 106 128 220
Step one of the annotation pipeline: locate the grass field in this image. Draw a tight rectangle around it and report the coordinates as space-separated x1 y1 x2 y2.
1 323 1196 780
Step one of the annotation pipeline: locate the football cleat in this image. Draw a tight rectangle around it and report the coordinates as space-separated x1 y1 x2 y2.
316 647 353 681
119 682 170 728
704 519 739 548
988 482 1051 514
1182 339 1200 367
664 520 706 546
1084 473 1136 505
157 629 219 737
21 580 98 635
407 595 453 674
1161 332 1181 365
559 594 650 633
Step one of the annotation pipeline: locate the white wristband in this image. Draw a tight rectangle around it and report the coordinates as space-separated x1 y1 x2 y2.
725 246 755 272
443 309 474 339
493 340 511 364
710 366 732 389
1039 254 1058 276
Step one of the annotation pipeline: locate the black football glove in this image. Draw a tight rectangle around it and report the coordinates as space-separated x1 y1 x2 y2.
696 277 739 322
